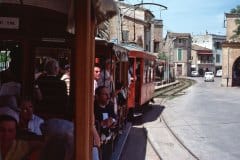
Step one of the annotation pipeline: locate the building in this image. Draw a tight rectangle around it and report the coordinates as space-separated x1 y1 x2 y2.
191 44 213 76
222 13 240 87
192 33 226 73
108 2 164 53
163 32 192 78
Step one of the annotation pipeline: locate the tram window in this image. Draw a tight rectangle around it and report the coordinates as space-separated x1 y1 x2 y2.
144 60 149 83
150 61 154 82
33 46 72 118
0 42 23 83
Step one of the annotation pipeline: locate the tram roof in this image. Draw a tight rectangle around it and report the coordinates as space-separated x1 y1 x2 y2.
95 38 128 61
0 0 118 27
119 43 157 60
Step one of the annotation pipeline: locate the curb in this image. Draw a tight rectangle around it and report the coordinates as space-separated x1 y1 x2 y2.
111 122 132 160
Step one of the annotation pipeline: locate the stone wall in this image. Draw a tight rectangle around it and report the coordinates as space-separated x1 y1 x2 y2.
222 43 240 86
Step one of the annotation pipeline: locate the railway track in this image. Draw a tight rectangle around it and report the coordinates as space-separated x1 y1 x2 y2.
154 78 195 98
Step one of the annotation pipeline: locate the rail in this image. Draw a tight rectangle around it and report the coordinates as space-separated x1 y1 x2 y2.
154 78 195 98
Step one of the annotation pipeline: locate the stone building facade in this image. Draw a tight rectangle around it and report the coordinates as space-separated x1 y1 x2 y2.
192 34 226 73
191 44 213 76
108 2 163 53
163 32 192 77
222 13 240 87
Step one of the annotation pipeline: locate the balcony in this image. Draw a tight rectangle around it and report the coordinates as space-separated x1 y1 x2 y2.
197 60 214 64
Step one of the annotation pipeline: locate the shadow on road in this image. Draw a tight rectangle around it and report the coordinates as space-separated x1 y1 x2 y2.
120 104 164 160
133 104 165 126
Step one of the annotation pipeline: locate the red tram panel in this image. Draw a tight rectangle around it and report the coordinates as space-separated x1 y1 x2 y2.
128 50 156 108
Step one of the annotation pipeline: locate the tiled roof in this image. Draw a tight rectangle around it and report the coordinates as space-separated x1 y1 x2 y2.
192 44 212 51
168 32 191 38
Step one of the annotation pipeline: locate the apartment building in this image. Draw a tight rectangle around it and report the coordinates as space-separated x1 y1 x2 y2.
163 32 192 77
192 33 226 73
107 2 163 53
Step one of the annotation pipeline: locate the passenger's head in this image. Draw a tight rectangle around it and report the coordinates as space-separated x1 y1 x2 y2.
95 86 110 106
0 114 18 146
105 59 114 70
44 58 60 75
20 98 34 121
94 64 101 80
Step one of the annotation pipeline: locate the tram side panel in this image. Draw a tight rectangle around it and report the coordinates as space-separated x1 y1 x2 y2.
128 51 156 108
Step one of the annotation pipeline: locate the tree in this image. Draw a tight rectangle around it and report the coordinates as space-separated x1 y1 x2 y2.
230 5 240 40
158 52 167 60
230 5 240 14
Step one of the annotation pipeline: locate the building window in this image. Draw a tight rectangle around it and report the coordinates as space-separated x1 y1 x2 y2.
215 42 221 49
122 30 129 42
177 48 182 61
154 42 159 53
216 54 220 63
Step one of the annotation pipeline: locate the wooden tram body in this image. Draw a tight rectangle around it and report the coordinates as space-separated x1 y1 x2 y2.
0 1 157 159
0 1 117 159
126 48 156 109
95 38 129 133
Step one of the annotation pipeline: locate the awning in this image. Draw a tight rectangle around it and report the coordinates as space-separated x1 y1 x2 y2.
197 51 212 55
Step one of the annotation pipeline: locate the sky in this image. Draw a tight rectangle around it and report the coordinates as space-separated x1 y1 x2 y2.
121 0 240 36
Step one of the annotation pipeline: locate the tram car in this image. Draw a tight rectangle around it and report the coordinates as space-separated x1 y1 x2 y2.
95 38 129 133
121 44 156 117
0 1 119 160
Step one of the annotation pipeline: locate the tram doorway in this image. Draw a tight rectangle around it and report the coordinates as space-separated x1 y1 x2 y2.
232 57 240 86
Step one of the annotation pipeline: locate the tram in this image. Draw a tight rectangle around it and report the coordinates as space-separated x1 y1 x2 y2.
0 1 119 160
0 1 158 160
123 44 156 117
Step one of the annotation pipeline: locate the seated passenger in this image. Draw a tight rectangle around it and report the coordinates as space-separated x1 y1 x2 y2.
0 95 18 112
39 118 74 160
94 86 117 160
19 98 44 135
36 58 68 116
0 107 42 160
0 70 21 105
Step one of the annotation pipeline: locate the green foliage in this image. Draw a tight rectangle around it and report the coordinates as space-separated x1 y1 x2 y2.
158 52 167 60
0 53 10 62
230 5 240 39
230 5 240 13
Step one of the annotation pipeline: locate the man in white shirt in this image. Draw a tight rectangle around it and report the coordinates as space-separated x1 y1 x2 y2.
19 99 44 135
94 64 101 95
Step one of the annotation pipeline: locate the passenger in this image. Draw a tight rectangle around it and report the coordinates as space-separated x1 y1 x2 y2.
92 114 101 160
98 59 114 92
0 95 18 112
94 64 101 94
93 64 102 160
94 86 117 160
61 64 71 95
0 68 21 106
19 98 44 135
36 58 68 116
0 107 42 160
39 118 74 160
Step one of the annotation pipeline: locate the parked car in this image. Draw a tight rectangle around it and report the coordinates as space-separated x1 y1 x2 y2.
191 71 198 77
216 69 222 77
204 72 214 82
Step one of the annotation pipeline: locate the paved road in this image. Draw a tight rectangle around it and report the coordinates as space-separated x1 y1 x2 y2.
119 77 240 160
160 77 240 160
120 105 164 160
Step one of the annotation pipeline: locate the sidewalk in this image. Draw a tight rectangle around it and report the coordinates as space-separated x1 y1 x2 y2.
144 98 197 160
